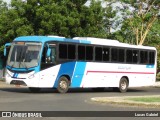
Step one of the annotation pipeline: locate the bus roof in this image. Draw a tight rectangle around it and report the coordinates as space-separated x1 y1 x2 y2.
13 36 156 50
14 36 91 44
73 37 156 50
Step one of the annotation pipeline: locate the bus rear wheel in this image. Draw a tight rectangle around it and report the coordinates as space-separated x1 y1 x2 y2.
118 77 128 93
57 76 69 93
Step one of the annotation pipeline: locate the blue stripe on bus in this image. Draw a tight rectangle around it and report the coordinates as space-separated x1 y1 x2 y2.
13 73 18 78
13 73 16 78
79 40 91 44
6 65 40 73
16 73 18 78
71 62 86 87
146 65 154 68
53 62 76 88
64 39 80 43
64 39 91 44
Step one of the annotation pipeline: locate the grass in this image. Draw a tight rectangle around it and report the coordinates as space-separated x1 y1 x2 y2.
128 97 160 103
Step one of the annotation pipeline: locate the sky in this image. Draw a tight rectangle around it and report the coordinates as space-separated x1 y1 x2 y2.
3 0 10 4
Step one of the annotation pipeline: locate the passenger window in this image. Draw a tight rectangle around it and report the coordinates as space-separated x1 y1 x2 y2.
95 47 102 61
133 50 138 63
140 51 148 64
78 45 85 60
111 48 118 62
149 51 155 64
68 44 76 59
126 50 132 63
118 49 124 62
86 46 93 61
59 44 67 59
103 47 110 61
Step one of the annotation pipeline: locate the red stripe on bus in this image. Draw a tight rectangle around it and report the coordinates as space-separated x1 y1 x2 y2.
86 71 155 75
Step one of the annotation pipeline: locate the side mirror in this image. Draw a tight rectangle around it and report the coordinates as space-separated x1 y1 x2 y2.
46 48 51 57
4 48 6 57
46 48 51 63
4 43 11 57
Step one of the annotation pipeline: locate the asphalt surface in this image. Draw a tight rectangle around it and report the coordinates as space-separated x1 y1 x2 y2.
0 81 160 120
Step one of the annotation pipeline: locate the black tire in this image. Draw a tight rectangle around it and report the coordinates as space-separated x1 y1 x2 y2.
29 87 41 93
92 88 105 92
118 77 129 93
57 76 69 93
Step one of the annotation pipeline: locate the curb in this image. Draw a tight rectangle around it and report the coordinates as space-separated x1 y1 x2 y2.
91 95 160 108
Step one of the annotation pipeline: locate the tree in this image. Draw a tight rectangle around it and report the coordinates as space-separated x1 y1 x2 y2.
0 0 9 54
82 0 108 38
0 0 108 54
104 0 160 45
128 0 159 45
104 0 135 41
0 0 7 12
120 0 160 45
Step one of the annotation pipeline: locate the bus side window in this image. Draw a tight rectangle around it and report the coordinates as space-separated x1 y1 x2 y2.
111 48 118 62
95 47 102 61
140 51 148 64
118 49 124 62
59 44 67 59
78 45 85 60
149 51 155 64
126 49 132 63
68 44 76 59
133 50 138 64
86 46 93 61
103 47 110 61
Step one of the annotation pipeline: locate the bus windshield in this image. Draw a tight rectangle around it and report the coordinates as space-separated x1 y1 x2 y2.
7 42 42 69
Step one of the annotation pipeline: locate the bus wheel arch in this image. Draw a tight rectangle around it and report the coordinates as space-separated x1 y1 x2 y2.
63 75 71 86
57 75 70 93
118 76 129 93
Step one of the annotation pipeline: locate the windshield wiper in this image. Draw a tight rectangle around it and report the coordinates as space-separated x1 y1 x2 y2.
22 60 28 70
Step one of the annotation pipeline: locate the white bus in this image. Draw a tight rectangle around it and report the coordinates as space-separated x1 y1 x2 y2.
5 36 157 93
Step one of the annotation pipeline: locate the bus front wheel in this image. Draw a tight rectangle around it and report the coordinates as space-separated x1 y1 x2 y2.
57 76 69 93
118 77 128 93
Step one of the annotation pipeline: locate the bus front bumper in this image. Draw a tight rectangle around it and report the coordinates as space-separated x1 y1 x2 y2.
5 69 40 87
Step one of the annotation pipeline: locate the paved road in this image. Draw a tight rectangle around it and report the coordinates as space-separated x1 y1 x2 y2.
0 84 160 120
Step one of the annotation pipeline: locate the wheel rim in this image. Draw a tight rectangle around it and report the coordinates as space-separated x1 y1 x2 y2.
59 80 67 90
121 81 127 90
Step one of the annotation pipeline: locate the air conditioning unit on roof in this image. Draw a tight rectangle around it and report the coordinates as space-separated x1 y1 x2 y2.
73 37 119 44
